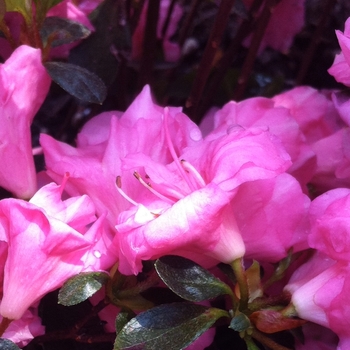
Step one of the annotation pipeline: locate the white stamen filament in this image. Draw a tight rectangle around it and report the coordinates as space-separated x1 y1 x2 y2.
181 160 206 188
133 171 175 204
163 107 197 192
116 176 140 207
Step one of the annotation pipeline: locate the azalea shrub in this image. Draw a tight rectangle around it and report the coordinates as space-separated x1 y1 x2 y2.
0 0 350 349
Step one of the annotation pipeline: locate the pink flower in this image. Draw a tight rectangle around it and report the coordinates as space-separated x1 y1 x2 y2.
328 17 350 86
0 45 51 199
0 181 110 320
1 307 45 347
132 0 183 62
273 87 350 193
231 173 310 262
243 0 305 54
285 254 350 350
308 188 350 261
201 95 315 187
41 86 291 275
47 0 96 58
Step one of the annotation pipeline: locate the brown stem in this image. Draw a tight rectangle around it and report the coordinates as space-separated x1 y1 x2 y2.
161 0 177 39
0 317 12 337
178 0 201 47
296 0 336 85
129 0 147 35
185 0 236 123
197 0 264 118
137 0 161 90
32 298 110 345
232 0 282 101
0 20 17 49
251 329 292 350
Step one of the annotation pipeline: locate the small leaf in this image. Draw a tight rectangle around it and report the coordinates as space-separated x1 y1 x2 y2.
155 255 232 302
0 339 21 350
33 0 65 23
115 309 136 334
41 17 91 47
58 271 109 306
114 303 227 350
5 0 31 22
45 61 107 104
229 313 251 332
69 0 131 87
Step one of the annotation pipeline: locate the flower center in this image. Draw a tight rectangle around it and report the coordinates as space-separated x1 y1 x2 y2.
115 107 206 211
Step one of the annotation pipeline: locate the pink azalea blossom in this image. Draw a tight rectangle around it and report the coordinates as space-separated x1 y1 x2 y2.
132 0 183 62
0 45 51 199
41 86 291 275
0 181 110 320
201 95 315 187
308 188 350 261
47 0 95 58
1 307 45 347
285 253 350 350
243 0 305 54
328 17 350 86
231 173 310 262
272 87 350 193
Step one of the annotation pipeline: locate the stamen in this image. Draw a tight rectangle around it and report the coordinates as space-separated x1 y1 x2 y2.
59 172 70 196
163 107 196 192
133 172 175 204
116 176 139 206
181 160 206 188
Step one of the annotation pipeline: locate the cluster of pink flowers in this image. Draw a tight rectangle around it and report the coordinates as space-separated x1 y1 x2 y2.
1 0 350 349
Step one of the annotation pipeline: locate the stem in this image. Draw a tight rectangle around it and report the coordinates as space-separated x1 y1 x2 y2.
185 0 236 123
0 317 12 337
198 0 264 118
178 0 201 47
251 329 292 350
232 0 282 101
137 0 161 90
296 0 336 84
161 0 177 39
231 258 249 311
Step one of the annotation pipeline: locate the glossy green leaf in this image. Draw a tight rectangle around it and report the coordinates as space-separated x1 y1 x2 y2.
229 313 251 332
155 255 232 302
45 61 107 104
58 271 109 306
115 309 136 334
114 303 227 350
0 338 21 350
40 17 91 47
69 0 131 87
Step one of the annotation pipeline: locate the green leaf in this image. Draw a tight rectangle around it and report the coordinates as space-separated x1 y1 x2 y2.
40 17 91 47
45 61 107 104
5 0 31 23
58 271 109 306
114 303 226 350
155 255 233 302
0 338 21 350
115 309 136 334
69 0 131 87
229 313 251 332
33 0 64 23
